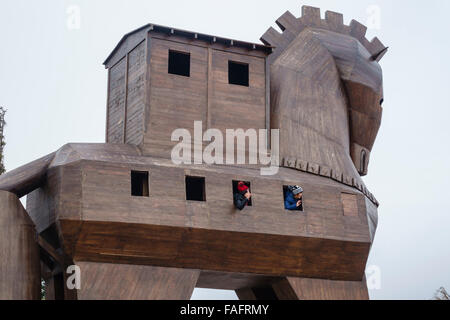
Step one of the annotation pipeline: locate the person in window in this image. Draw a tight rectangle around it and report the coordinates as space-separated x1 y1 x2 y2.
234 181 252 210
284 185 303 211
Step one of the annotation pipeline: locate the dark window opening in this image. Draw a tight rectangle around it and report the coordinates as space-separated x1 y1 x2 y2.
186 176 206 201
131 171 149 197
283 185 303 211
360 150 367 173
228 61 249 86
232 180 252 206
168 50 190 77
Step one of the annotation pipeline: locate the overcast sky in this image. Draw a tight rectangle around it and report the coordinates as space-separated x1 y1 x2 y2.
1 0 449 300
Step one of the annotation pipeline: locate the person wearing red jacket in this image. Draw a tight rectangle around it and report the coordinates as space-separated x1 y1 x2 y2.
234 181 252 210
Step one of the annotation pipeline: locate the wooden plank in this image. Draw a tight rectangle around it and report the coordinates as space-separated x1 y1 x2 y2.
106 57 127 143
206 47 212 129
272 276 369 300
37 235 65 266
125 41 146 145
70 220 370 281
235 288 258 300
197 270 279 290
105 68 111 142
123 53 129 143
0 191 40 300
144 36 152 137
0 152 56 198
142 38 208 157
341 193 359 217
150 34 268 58
265 56 271 149
104 26 149 69
74 262 199 300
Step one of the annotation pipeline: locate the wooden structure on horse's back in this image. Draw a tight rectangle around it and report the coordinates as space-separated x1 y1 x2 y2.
0 5 387 300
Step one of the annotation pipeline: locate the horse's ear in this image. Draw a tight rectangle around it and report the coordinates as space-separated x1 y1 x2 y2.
371 47 389 62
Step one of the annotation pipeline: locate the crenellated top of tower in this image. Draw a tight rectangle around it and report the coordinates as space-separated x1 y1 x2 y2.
260 6 388 63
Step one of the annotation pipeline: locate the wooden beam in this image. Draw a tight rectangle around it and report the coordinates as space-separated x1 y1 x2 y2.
206 47 212 129
74 262 200 300
265 56 271 149
37 235 65 266
0 191 40 300
123 53 129 143
0 152 56 198
271 277 369 300
105 68 111 142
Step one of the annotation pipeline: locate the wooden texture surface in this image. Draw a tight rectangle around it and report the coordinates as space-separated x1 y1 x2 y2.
106 57 127 143
106 40 146 144
143 37 208 157
22 143 375 281
342 193 359 217
70 221 369 281
103 23 269 68
234 276 369 300
125 41 146 145
141 36 267 159
24 143 375 242
104 29 269 160
74 262 199 300
196 270 279 291
271 276 369 300
262 6 385 179
0 152 55 198
104 26 149 70
0 191 40 300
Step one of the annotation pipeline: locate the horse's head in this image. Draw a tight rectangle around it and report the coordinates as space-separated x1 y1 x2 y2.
262 6 387 183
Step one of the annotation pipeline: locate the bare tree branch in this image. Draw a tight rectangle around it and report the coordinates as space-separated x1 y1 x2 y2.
433 287 450 300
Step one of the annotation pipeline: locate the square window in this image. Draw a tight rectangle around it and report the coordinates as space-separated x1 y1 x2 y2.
228 61 249 86
131 171 149 197
185 176 205 201
168 50 190 77
232 180 252 206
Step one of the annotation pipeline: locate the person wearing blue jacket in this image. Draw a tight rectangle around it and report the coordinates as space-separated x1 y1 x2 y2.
284 185 303 211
